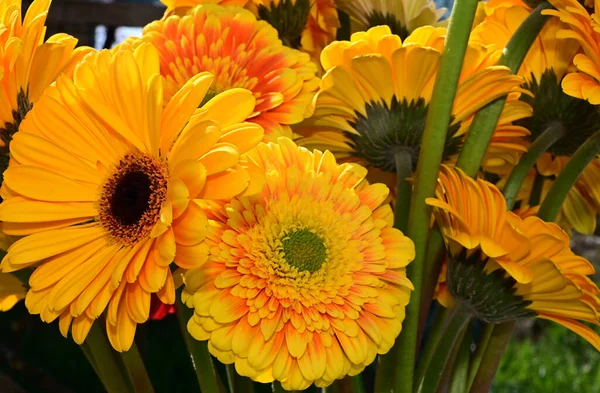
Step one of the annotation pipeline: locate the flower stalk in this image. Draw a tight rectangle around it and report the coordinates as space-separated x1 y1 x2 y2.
503 121 566 209
119 343 155 393
414 306 450 391
385 1 480 392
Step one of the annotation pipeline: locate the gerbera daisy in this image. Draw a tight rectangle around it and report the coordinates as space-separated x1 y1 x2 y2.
160 0 249 16
335 0 447 38
295 25 529 178
0 0 91 153
182 137 415 389
250 0 339 64
473 1 600 234
0 43 265 352
427 166 600 349
136 4 319 140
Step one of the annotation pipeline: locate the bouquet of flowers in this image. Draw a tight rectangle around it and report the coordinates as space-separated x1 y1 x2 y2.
2 0 600 392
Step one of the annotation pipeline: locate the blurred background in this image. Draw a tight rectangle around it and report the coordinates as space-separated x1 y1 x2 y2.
3 0 600 392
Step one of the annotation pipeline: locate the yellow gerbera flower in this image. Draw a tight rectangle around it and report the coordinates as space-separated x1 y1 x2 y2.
160 0 249 16
295 25 529 178
473 1 600 234
427 166 600 350
0 0 91 150
182 137 415 389
0 44 265 352
136 4 319 141
335 0 447 38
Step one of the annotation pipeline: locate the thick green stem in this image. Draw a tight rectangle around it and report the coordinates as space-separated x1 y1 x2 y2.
388 2 479 392
465 323 494 392
468 321 515 393
84 323 134 393
456 2 553 177
448 324 472 393
529 173 546 206
176 295 221 393
503 121 566 209
419 228 446 342
120 343 155 393
414 306 450 392
538 129 600 222
352 375 366 393
416 309 471 393
394 149 414 233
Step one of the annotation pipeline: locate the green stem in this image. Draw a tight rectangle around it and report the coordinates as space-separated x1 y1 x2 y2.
352 375 365 393
120 343 155 393
468 321 516 393
437 327 468 393
394 149 414 233
176 295 221 393
465 323 494 392
538 129 600 222
389 1 480 392
503 121 566 209
226 364 236 393
417 309 471 393
414 306 450 392
84 322 134 393
528 173 546 206
456 2 554 177
232 372 255 393
448 324 472 393
339 376 356 393
419 228 446 342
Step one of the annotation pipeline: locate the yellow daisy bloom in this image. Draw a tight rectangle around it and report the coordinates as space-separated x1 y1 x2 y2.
0 0 91 151
295 25 529 178
183 137 415 389
160 0 249 16
473 1 600 234
250 0 339 65
335 0 447 38
427 166 600 350
0 44 265 352
137 4 319 140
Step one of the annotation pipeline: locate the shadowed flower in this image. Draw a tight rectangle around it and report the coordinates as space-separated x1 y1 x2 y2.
473 0 600 234
335 0 447 38
182 138 414 389
137 4 319 140
0 0 91 153
0 44 265 352
427 166 600 350
295 25 529 178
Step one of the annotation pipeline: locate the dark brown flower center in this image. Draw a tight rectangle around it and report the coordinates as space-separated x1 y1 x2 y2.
99 154 168 244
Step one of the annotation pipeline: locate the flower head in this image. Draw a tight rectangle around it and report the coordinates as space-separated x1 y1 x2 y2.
427 166 600 349
0 0 91 151
335 0 447 38
137 4 319 140
0 44 264 351
296 26 529 176
160 0 249 16
474 0 600 234
0 272 25 311
183 138 414 389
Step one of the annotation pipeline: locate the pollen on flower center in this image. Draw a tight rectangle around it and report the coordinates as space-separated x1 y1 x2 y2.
281 229 327 272
99 154 168 245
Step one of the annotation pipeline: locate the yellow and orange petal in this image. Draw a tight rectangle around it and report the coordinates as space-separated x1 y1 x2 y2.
137 4 319 141
0 272 25 311
160 0 249 16
0 0 93 148
295 25 529 177
427 166 600 350
0 44 264 351
182 137 414 389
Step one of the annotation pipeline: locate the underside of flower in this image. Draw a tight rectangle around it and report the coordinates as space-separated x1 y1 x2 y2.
0 88 32 150
257 0 311 48
364 10 409 39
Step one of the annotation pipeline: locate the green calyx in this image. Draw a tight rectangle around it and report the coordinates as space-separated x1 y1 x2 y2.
347 97 462 173
199 89 219 108
0 88 32 149
447 249 535 324
257 0 311 49
282 229 327 273
516 69 600 157
365 10 409 40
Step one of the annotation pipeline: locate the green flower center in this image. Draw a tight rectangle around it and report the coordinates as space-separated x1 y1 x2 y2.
516 69 600 157
282 229 327 272
447 249 535 323
347 97 462 172
365 10 409 40
257 0 311 49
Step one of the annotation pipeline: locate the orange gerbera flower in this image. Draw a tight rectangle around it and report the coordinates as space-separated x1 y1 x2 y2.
427 166 600 350
137 4 319 140
160 0 249 16
0 0 91 151
182 138 415 389
0 44 264 351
